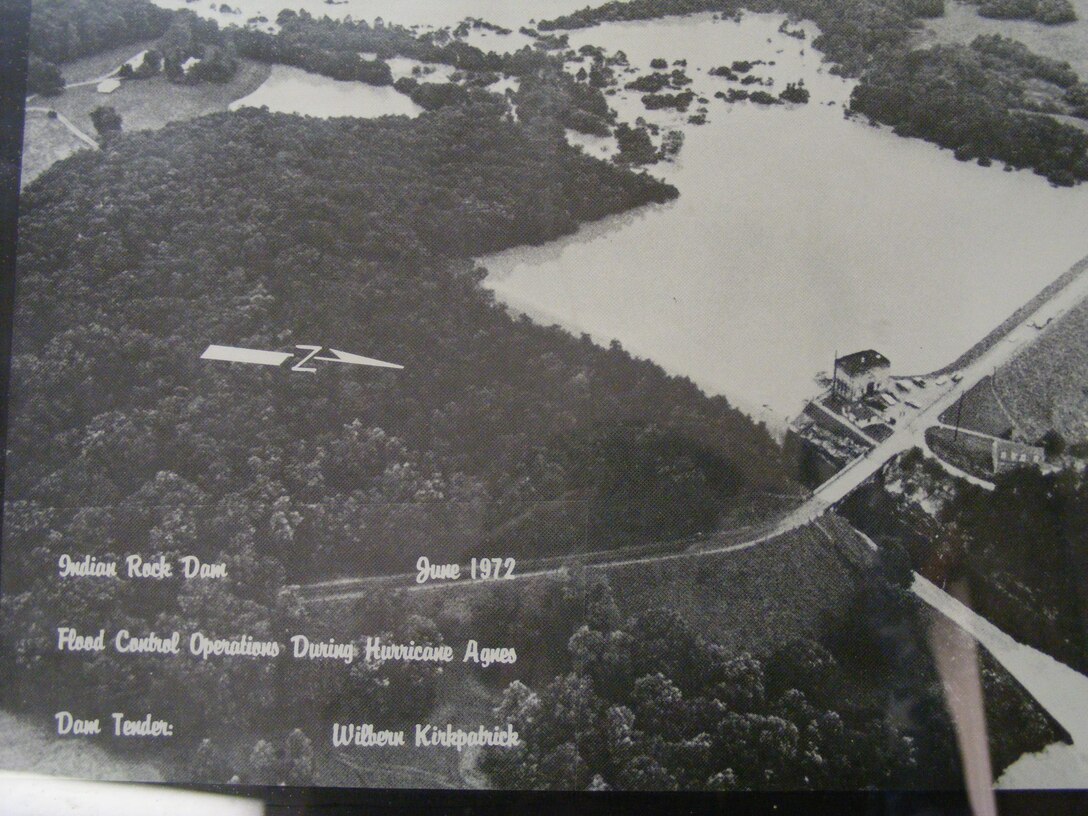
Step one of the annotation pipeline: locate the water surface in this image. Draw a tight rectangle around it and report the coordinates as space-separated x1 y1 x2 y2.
481 13 1088 420
229 64 423 117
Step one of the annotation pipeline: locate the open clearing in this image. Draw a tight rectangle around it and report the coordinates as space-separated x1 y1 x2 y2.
945 295 1088 445
921 0 1088 79
22 42 270 186
992 295 1088 444
19 114 90 186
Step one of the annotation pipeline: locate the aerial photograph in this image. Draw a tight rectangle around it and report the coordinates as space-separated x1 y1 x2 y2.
1 0 1087 798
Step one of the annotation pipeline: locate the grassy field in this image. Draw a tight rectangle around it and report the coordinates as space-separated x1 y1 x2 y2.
0 710 162 782
19 114 90 187
991 295 1088 444
44 60 272 138
921 0 1088 79
926 426 995 479
45 40 164 90
22 42 271 186
938 375 1018 438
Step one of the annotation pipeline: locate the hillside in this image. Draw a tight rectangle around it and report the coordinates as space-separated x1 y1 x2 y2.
3 103 798 767
991 295 1088 443
939 283 1088 446
8 104 795 579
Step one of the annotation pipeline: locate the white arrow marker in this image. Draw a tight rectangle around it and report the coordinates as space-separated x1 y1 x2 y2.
318 348 404 370
201 345 293 366
202 344 403 372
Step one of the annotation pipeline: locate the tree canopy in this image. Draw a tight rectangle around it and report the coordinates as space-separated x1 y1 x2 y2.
4 103 794 767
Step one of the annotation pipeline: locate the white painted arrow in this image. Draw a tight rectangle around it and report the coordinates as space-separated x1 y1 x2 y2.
201 345 293 366
316 348 404 370
201 344 403 372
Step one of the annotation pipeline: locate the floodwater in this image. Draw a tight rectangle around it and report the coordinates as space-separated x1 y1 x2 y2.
192 2 1088 421
119 0 1088 785
478 12 1088 420
229 64 424 117
386 56 455 83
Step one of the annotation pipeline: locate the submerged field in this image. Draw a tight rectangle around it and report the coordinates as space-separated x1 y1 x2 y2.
482 11 1088 421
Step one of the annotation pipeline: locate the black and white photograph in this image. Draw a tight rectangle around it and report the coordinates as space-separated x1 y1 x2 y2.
1 0 1087 805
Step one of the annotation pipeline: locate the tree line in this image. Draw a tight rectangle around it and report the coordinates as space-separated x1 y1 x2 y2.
851 36 1088 185
3 100 794 776
479 551 1062 789
937 467 1088 673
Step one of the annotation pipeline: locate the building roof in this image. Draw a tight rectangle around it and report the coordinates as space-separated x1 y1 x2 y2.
836 350 890 376
122 50 149 72
992 439 1043 455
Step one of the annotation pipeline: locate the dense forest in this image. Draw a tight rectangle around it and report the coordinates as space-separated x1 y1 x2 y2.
539 0 1088 183
2 102 799 771
937 467 1088 673
851 36 1088 185
29 0 173 64
26 0 173 94
479 549 1063 789
6 102 800 576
